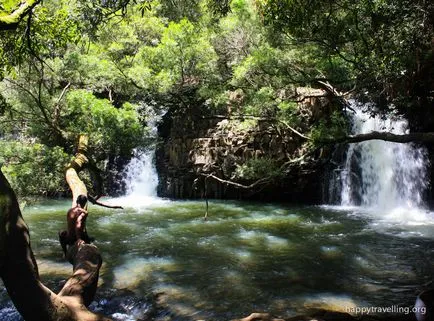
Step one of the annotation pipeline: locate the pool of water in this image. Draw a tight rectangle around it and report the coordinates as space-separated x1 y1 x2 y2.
2 198 434 320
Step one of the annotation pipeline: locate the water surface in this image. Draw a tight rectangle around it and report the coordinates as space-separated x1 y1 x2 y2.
1 198 434 320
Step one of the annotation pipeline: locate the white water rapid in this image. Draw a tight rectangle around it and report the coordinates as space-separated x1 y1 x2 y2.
124 149 159 198
109 106 166 208
106 148 165 209
337 101 431 223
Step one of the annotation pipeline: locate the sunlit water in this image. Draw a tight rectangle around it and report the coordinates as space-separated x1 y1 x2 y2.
114 149 165 208
2 199 434 320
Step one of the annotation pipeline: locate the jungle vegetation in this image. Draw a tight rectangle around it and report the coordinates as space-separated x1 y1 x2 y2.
0 0 432 196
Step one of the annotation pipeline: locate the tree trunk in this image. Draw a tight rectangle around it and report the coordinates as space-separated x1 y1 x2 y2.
66 135 123 209
66 135 89 207
0 134 112 320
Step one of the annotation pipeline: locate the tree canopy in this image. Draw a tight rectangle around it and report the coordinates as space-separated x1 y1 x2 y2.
0 0 433 196
257 0 434 126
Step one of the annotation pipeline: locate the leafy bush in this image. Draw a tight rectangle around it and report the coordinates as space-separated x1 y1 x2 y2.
64 89 147 159
234 157 282 180
310 111 349 144
0 141 72 196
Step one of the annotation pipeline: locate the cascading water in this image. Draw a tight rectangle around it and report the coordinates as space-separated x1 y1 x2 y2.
107 147 163 208
123 149 159 198
104 146 164 208
113 105 165 206
335 101 430 221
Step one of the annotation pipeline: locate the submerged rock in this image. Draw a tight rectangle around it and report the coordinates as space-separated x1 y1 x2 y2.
89 288 155 321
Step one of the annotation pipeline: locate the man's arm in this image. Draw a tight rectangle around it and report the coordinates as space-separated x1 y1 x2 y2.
74 210 88 245
88 194 123 209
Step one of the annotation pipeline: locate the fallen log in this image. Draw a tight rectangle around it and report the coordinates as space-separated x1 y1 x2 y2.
0 169 111 321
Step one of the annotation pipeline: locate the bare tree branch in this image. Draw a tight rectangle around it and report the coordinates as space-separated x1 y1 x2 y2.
198 129 434 195
279 120 311 140
200 173 272 189
53 82 71 124
88 195 123 209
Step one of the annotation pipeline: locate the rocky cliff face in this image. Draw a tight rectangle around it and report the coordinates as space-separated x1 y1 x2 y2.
156 88 334 203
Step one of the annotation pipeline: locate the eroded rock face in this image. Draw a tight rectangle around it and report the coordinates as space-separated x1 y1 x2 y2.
156 88 334 203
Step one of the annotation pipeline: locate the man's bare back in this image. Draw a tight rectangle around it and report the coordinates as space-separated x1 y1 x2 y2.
59 194 93 259
66 206 88 245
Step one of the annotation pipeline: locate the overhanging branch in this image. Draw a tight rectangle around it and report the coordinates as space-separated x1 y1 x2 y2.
325 131 434 145
200 173 272 189
198 130 434 193
0 0 42 30
279 120 311 140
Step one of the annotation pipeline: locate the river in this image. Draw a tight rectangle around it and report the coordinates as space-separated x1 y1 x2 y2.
1 198 434 320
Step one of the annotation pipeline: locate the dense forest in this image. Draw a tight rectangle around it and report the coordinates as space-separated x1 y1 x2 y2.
1 1 434 320
0 0 432 199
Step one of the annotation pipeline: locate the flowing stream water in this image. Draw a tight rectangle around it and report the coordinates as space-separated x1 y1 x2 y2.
339 102 428 209
1 106 434 320
330 101 432 224
3 198 434 321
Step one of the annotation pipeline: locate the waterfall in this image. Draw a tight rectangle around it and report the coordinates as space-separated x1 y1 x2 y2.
123 149 158 198
116 104 166 207
337 101 429 214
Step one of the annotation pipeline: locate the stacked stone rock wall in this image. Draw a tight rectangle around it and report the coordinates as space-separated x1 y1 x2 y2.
156 88 334 202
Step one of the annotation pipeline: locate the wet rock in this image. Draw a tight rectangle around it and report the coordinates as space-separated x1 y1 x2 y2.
156 108 329 202
232 312 284 321
415 289 434 321
235 309 418 321
90 288 156 321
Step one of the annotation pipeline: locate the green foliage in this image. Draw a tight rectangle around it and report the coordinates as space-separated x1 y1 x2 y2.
154 0 203 22
229 40 346 119
0 141 71 196
234 157 282 180
310 111 349 145
140 18 219 92
215 0 262 69
57 50 123 96
2 0 431 197
257 0 434 114
64 89 146 158
0 0 23 16
277 101 297 113
0 0 80 72
30 5 80 57
233 118 257 131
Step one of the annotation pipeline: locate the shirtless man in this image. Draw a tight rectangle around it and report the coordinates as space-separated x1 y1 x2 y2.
59 194 92 258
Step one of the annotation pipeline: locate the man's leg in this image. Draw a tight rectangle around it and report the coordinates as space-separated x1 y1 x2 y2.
82 228 95 243
58 230 68 257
